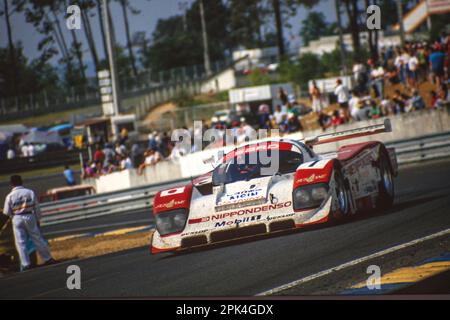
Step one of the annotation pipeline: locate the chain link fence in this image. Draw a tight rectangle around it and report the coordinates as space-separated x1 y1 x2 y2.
1 58 233 121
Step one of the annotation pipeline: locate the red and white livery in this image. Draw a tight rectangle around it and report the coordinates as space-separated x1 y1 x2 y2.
151 119 398 254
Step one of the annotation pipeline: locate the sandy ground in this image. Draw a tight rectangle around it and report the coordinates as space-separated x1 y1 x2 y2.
0 229 154 274
44 231 154 263
143 102 177 125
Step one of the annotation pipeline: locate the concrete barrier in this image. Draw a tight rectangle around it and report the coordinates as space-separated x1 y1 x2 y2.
85 160 182 193
91 109 450 193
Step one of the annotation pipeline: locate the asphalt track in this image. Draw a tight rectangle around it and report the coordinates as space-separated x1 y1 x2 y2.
1 159 450 298
42 207 153 239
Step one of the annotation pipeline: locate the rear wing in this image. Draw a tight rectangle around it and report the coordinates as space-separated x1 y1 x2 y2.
304 119 392 146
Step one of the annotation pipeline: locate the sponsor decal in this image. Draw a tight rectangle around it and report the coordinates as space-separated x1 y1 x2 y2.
160 187 186 197
188 217 210 224
214 215 262 228
155 199 186 209
188 201 292 224
234 143 279 156
266 213 295 221
181 229 209 237
296 173 327 184
222 188 263 203
224 143 284 161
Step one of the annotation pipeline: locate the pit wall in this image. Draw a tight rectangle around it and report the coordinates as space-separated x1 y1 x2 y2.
87 109 450 193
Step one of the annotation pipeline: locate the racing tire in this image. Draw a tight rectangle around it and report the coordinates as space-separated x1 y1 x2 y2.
331 166 352 221
376 151 395 210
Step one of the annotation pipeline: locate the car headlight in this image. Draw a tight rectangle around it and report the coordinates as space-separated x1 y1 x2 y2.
155 209 188 236
311 186 328 201
294 189 311 204
293 183 329 210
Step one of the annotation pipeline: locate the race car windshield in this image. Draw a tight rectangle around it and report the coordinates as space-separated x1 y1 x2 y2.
212 149 303 185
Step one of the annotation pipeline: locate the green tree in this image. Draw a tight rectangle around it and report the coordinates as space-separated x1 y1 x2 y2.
78 0 100 73
300 11 335 45
341 0 361 59
248 68 271 86
24 0 88 87
116 0 139 77
271 0 321 58
143 0 230 72
228 0 266 49
279 53 324 89
0 45 60 100
0 0 26 96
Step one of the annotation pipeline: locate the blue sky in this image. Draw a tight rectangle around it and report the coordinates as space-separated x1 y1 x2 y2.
0 0 336 75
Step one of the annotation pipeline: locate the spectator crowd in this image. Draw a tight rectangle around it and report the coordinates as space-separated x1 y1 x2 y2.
312 34 449 130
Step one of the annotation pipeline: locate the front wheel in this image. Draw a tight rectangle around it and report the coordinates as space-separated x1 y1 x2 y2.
332 167 352 220
376 152 395 210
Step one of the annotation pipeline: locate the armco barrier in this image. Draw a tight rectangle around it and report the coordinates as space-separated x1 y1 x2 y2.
40 177 190 226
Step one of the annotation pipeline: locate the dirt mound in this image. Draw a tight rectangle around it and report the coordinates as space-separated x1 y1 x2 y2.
143 102 177 125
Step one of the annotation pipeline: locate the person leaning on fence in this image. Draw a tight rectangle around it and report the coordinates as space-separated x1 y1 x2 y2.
2 175 57 271
138 148 162 175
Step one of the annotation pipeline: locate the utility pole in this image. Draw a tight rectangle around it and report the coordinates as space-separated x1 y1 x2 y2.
335 0 347 75
396 0 405 47
199 0 212 76
103 0 120 116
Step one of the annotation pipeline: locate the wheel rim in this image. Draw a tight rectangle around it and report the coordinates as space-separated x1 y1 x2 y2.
382 161 394 197
337 178 348 214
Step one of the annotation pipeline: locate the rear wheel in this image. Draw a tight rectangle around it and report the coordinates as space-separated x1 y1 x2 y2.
376 152 394 210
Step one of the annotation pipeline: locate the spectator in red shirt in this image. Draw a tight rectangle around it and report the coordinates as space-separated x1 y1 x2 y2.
331 110 344 127
93 144 105 164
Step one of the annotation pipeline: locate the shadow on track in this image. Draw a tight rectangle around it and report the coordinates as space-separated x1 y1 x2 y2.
157 193 449 260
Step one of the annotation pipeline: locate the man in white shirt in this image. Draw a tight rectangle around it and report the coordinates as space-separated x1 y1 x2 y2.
7 147 15 160
271 105 287 127
408 53 419 88
3 175 56 270
349 90 361 121
334 79 350 119
21 143 29 157
120 155 133 170
27 143 36 157
138 148 162 174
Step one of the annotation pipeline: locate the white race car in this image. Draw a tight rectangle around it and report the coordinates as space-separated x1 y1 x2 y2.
151 120 398 254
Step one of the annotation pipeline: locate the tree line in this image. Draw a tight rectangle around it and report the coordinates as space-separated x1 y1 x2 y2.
0 0 423 101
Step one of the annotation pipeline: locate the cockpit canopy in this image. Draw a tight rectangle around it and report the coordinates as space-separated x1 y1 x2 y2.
212 142 304 186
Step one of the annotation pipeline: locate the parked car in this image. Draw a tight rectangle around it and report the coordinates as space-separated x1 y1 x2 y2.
40 185 96 203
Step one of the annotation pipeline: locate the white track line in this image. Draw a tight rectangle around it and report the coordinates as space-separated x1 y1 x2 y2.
256 227 450 296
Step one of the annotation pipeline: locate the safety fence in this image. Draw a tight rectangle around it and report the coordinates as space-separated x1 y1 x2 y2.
40 178 189 226
0 58 232 121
